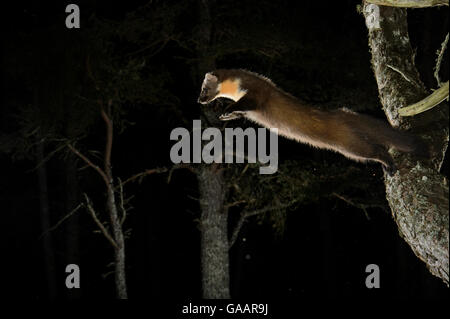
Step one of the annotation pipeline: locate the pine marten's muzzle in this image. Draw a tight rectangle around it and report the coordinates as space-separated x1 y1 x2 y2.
197 94 208 104
197 88 212 104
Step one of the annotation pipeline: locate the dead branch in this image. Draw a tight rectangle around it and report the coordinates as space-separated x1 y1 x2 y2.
122 167 169 186
167 163 196 183
434 33 449 87
120 164 194 187
229 201 297 249
68 143 110 187
40 203 84 238
31 141 67 172
332 192 389 220
386 64 421 88
84 193 118 249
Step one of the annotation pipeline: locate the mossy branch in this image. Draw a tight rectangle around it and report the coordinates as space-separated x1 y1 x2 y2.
365 0 448 7
398 81 449 116
434 33 449 87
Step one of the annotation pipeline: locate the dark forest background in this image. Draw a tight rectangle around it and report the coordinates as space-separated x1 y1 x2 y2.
1 0 448 300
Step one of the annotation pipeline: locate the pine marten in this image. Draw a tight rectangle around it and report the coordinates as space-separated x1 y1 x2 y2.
197 69 428 175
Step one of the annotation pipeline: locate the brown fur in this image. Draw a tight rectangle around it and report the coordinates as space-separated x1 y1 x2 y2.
198 69 428 174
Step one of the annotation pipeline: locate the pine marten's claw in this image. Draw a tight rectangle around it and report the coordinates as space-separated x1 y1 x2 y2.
382 164 397 177
219 112 244 121
219 113 236 121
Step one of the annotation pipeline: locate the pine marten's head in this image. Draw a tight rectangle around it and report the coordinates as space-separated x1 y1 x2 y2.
197 71 247 104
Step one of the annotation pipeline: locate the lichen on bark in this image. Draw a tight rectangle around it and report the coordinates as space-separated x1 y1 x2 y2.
363 3 449 284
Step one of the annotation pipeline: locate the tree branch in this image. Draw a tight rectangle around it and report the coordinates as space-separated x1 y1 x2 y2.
332 192 389 220
229 201 296 249
365 0 448 7
398 81 449 116
120 164 194 187
39 203 84 238
434 32 449 87
84 193 119 250
386 64 421 88
67 143 110 187
121 167 169 186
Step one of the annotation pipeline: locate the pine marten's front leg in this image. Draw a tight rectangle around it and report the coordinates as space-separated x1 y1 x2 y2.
219 97 254 121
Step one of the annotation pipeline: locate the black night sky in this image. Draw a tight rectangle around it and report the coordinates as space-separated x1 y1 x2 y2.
1 0 449 306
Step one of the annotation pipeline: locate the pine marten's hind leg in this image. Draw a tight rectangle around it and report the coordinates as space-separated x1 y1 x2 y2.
381 161 397 176
371 146 397 176
343 129 398 175
345 140 397 176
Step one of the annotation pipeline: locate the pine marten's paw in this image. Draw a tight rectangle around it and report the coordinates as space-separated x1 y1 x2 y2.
382 164 397 176
219 111 245 121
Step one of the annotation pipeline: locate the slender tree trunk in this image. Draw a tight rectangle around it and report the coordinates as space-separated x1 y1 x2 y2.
65 154 81 299
195 0 231 299
198 167 230 298
36 130 57 300
102 107 128 299
363 3 449 284
68 104 128 298
106 180 128 299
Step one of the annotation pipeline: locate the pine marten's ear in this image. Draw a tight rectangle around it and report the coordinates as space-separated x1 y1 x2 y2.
205 72 218 83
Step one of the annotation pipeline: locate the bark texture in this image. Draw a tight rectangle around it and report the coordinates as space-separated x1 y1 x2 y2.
365 0 449 8
364 3 449 284
198 167 230 298
102 108 128 299
196 0 231 299
107 181 128 299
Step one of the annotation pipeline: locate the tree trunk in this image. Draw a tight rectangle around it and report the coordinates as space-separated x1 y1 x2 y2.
198 167 230 298
363 3 449 284
65 154 81 299
36 131 57 300
107 182 128 299
103 108 128 299
195 0 231 298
